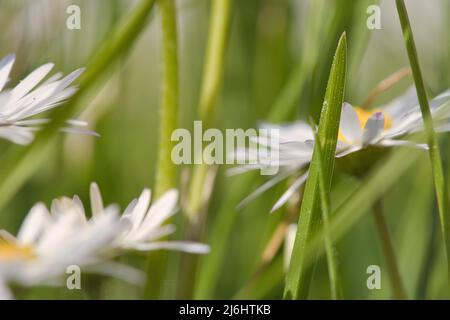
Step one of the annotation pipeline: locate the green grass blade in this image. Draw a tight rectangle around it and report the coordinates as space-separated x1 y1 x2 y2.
396 0 450 287
154 0 179 198
313 130 342 299
198 0 232 128
186 0 232 219
0 0 156 213
284 32 347 299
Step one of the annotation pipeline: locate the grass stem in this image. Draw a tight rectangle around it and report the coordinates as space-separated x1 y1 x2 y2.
154 0 179 198
396 0 450 289
372 199 407 299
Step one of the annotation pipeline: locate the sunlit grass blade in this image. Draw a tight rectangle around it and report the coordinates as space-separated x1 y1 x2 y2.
154 0 179 198
396 0 450 288
284 32 347 299
312 129 342 299
0 0 156 213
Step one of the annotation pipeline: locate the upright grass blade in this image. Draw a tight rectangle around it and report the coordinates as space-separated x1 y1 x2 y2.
197 0 232 129
396 0 450 287
186 0 232 219
313 130 342 299
179 0 232 299
372 200 407 299
144 0 178 300
284 32 347 299
154 0 179 198
194 0 365 299
0 0 156 213
267 0 327 122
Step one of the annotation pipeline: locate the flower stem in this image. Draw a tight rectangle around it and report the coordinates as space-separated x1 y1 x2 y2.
372 199 407 299
154 0 179 198
396 0 450 289
144 0 178 300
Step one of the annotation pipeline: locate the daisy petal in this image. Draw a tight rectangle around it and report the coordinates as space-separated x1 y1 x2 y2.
271 172 309 213
362 112 384 145
237 171 292 210
340 102 361 143
90 182 104 217
0 54 15 92
138 189 178 233
10 63 54 102
378 139 428 150
130 241 210 254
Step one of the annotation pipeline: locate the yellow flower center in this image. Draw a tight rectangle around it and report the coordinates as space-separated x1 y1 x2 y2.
0 238 35 262
338 106 393 143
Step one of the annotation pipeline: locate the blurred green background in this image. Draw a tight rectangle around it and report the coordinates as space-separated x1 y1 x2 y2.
0 0 449 299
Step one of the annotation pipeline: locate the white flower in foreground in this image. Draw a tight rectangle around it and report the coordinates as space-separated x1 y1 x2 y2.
0 54 96 145
0 184 209 299
232 86 450 212
89 183 210 254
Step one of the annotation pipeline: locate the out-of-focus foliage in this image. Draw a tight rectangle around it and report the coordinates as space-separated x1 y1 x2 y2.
0 0 449 299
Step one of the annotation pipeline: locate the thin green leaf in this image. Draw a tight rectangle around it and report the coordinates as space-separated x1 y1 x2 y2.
313 129 342 299
396 0 450 288
284 32 347 299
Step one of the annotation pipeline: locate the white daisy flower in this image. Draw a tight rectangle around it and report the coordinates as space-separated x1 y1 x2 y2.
0 201 125 291
336 86 450 157
0 184 209 299
0 54 96 145
89 183 210 254
232 86 450 212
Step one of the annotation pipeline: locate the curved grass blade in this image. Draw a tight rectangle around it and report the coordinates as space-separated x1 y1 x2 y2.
396 0 450 288
284 32 347 299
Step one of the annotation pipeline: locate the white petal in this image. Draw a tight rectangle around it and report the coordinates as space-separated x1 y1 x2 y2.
17 203 52 245
362 112 385 145
137 189 178 234
0 54 15 92
271 172 309 213
377 139 428 150
90 182 104 217
127 189 151 232
382 86 418 120
335 145 362 158
86 262 145 286
237 171 292 210
0 126 34 145
0 277 13 300
10 63 54 103
130 241 210 254
339 102 361 143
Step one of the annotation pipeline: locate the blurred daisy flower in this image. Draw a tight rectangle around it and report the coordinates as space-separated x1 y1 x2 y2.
0 183 209 299
0 54 96 145
233 86 450 212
